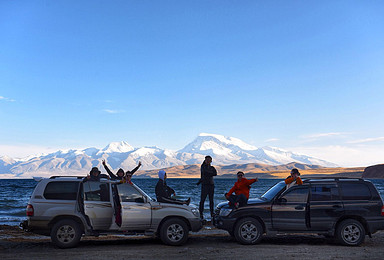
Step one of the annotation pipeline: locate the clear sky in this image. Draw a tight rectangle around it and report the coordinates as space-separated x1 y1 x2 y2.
1 1 384 167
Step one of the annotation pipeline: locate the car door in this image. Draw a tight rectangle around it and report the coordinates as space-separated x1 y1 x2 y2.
272 185 309 230
117 183 152 230
309 183 344 231
83 181 113 230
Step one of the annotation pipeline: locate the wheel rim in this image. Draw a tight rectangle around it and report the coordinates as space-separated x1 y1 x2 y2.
240 222 258 242
342 224 361 243
56 225 76 244
166 223 184 242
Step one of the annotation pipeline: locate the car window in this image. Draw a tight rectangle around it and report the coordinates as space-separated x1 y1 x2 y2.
311 184 339 201
43 181 79 200
340 183 371 200
280 187 308 203
261 181 286 200
84 182 110 202
117 184 145 203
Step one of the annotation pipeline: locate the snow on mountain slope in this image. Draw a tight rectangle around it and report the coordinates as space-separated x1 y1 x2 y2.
0 133 337 178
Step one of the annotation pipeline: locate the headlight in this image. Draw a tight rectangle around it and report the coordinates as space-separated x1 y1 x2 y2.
191 208 200 218
219 208 232 217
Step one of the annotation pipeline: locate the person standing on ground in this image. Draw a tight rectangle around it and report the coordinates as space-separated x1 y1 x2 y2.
197 155 217 219
225 171 258 208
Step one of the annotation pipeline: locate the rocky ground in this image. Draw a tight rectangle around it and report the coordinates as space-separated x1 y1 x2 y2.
1 224 384 259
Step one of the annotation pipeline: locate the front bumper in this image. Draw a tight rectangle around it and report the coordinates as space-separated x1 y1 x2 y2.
190 217 204 232
213 215 237 232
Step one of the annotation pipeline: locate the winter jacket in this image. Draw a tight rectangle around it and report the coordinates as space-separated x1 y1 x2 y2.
226 177 257 199
198 163 217 185
155 179 175 203
285 176 303 188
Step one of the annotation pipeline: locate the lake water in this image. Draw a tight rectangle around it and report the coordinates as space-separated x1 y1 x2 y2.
1 178 384 226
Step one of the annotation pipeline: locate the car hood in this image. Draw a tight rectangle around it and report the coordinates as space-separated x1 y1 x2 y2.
216 198 265 209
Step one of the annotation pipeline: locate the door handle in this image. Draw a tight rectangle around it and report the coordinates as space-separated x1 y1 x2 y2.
332 205 342 208
295 206 304 210
86 206 94 208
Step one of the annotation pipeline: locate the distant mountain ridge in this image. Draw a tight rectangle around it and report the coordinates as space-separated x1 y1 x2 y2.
0 133 337 178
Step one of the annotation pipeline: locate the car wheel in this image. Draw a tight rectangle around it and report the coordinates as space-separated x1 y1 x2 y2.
50 219 82 248
234 217 263 245
160 218 189 246
336 219 365 246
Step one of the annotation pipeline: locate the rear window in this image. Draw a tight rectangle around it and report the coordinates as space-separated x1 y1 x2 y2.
43 181 79 200
311 184 339 201
340 183 371 200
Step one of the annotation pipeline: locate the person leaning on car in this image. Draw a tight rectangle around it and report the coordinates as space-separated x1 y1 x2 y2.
285 168 303 188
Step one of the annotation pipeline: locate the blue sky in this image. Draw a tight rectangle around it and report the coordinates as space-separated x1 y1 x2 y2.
1 1 384 167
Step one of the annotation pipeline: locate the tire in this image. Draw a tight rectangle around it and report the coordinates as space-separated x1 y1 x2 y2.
50 219 82 248
336 219 365 246
159 218 189 246
234 217 263 245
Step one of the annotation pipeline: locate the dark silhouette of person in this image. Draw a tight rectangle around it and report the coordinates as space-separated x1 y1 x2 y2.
155 170 190 205
197 155 217 219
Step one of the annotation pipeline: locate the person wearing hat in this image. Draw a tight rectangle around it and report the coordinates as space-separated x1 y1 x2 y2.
86 167 109 181
285 168 303 189
155 170 190 205
225 171 258 208
102 159 142 181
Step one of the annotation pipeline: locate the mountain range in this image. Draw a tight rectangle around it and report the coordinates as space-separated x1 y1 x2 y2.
0 133 337 178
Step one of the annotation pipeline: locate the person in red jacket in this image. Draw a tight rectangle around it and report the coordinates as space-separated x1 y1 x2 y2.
225 171 258 208
285 168 303 189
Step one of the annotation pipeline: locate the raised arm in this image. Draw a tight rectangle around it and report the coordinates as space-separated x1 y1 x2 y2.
102 159 116 179
127 161 142 176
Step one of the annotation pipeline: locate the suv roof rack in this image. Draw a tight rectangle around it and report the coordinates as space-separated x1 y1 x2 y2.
49 176 85 179
303 177 364 182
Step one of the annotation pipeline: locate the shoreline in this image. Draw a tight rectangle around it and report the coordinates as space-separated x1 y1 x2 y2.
1 224 384 259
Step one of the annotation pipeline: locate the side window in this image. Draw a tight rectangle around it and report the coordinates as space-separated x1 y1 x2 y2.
44 181 79 200
341 183 371 200
117 184 145 203
280 187 308 203
311 184 339 201
84 182 110 202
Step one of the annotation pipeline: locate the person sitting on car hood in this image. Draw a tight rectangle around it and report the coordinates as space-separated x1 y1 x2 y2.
225 171 258 208
155 170 190 205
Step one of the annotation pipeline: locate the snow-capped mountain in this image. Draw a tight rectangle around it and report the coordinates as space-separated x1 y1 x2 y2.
0 133 337 178
178 133 336 167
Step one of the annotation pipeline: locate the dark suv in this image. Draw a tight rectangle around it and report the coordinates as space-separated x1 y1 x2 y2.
213 178 384 246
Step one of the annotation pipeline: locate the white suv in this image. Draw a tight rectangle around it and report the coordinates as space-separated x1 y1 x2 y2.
21 176 202 248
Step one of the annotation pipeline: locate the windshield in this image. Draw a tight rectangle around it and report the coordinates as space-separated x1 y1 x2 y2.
260 181 286 201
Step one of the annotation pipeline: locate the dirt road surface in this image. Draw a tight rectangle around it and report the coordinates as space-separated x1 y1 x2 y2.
1 225 384 259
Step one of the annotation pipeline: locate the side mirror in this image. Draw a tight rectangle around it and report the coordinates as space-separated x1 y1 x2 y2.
277 197 287 204
135 197 145 203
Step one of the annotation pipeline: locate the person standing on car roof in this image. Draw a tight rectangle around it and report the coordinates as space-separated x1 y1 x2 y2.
102 159 142 182
285 168 303 189
197 155 217 219
225 171 258 208
155 170 191 205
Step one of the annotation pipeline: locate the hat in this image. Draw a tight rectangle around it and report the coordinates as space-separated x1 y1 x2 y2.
90 167 101 175
291 168 300 176
117 168 124 175
158 170 166 180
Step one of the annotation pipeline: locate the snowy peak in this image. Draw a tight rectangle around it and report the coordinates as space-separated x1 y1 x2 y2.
180 133 258 155
102 141 134 153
